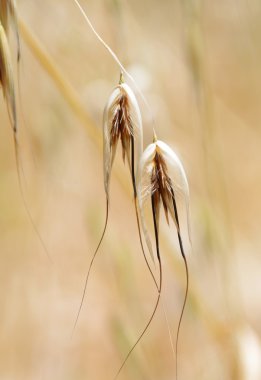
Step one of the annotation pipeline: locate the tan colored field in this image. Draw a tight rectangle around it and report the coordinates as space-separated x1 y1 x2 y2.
0 0 260 379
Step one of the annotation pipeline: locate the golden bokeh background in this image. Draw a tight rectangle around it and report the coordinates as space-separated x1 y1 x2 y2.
0 0 260 379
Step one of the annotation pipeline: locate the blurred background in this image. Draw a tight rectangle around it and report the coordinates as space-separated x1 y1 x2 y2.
0 0 260 379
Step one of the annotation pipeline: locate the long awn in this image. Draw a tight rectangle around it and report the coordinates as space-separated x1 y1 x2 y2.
113 133 190 379
71 73 147 337
70 3 190 379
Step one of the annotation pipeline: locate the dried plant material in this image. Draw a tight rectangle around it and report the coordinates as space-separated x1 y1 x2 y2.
138 133 191 261
73 0 151 114
0 21 16 133
115 133 190 380
103 72 143 200
139 133 189 380
0 0 20 61
103 74 158 290
0 22 51 263
102 74 158 300
71 74 144 337
0 0 9 32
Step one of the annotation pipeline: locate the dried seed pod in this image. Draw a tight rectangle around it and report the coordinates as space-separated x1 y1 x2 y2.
103 72 143 200
0 0 20 61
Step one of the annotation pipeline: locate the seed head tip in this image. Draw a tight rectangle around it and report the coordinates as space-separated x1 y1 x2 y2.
119 71 124 85
153 129 157 143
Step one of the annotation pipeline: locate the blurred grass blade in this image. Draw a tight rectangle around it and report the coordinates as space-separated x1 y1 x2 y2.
0 21 16 132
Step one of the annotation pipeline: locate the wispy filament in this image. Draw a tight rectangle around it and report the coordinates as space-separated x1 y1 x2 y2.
72 75 144 337
133 136 190 380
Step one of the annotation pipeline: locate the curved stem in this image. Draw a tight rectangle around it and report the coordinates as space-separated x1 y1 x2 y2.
134 197 159 290
72 0 153 119
14 133 53 263
130 135 159 291
71 198 109 339
171 188 189 380
113 193 162 380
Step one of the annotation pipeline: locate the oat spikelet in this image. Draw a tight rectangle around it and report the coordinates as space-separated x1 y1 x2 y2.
0 0 20 61
0 21 16 132
137 132 190 380
137 134 190 261
71 74 143 338
103 72 143 201
114 134 191 380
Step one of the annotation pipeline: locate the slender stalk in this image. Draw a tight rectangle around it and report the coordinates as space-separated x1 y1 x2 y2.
71 199 109 339
171 187 189 380
13 132 53 263
72 0 153 119
1 17 52 263
113 193 162 380
134 197 159 289
130 135 159 290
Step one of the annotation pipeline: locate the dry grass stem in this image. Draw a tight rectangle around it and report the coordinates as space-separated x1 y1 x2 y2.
72 0 153 116
0 0 20 60
0 21 16 132
0 13 51 263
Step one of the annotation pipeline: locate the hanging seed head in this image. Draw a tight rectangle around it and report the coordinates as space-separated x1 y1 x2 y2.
103 73 143 200
0 21 16 132
137 136 190 260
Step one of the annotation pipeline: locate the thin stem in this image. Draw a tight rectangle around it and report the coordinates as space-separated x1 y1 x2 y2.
13 133 53 263
15 15 20 62
113 194 162 380
130 135 159 291
72 0 154 123
134 197 159 290
162 298 176 365
71 198 109 339
171 188 189 380
3 17 51 263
